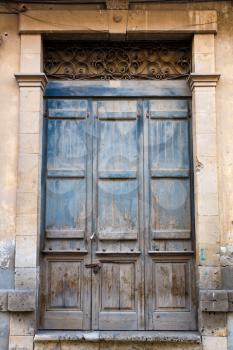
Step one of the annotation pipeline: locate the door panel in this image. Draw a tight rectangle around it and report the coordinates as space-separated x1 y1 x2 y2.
97 180 138 240
151 256 195 330
144 98 196 330
151 179 191 239
40 98 92 329
92 100 144 330
46 179 86 236
101 262 135 311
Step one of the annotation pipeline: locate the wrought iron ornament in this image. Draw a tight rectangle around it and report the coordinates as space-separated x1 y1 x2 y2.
44 41 191 80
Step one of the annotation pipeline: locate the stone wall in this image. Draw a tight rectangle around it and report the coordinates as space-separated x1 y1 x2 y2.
0 1 233 350
0 13 20 350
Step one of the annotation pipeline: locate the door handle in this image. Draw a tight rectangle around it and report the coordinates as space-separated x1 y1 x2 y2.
90 231 97 241
85 263 101 274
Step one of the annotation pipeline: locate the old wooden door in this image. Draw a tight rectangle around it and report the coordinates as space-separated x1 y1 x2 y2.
40 80 196 331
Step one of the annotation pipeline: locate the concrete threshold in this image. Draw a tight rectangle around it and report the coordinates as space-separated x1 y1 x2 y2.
34 330 201 344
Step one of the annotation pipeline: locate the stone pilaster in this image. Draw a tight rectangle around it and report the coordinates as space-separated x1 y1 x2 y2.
189 33 226 350
9 34 47 350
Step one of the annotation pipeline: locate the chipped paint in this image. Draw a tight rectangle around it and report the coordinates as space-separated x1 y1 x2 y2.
0 240 14 270
0 240 15 289
200 248 206 262
221 245 233 266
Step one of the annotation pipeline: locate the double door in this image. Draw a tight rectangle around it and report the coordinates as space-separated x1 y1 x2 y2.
40 80 196 331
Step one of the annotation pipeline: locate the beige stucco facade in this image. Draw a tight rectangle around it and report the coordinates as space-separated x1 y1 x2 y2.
0 1 233 349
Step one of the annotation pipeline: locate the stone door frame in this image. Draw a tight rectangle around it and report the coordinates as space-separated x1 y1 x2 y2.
11 8 221 349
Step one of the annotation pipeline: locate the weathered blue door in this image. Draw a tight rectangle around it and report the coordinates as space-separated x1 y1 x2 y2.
40 80 196 331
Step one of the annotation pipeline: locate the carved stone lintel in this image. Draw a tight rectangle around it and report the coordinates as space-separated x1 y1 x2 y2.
106 0 129 10
15 73 48 90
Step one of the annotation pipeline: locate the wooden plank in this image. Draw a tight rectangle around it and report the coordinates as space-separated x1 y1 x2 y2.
95 100 138 119
92 98 143 330
40 256 91 329
120 263 135 310
47 99 88 118
147 99 189 119
47 170 85 178
151 229 191 240
150 169 189 178
45 80 191 98
98 231 138 240
98 171 137 179
47 118 87 174
101 263 120 310
46 229 85 239
149 119 190 173
45 179 86 232
95 251 141 257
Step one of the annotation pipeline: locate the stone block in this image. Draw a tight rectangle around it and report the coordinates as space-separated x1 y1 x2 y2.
16 192 38 216
228 292 233 311
197 192 219 216
20 88 42 113
197 215 219 245
18 154 40 193
15 236 37 268
20 133 40 155
20 53 42 73
108 10 128 35
200 290 228 312
10 312 35 336
21 34 42 54
19 111 41 134
19 10 109 33
100 343 200 350
9 335 34 350
196 134 217 158
0 290 8 311
194 94 216 134
199 312 227 337
62 342 99 350
8 290 36 312
34 342 61 350
15 268 38 289
193 53 215 73
193 34 215 54
199 266 221 289
33 331 202 350
16 214 38 236
222 266 233 289
202 336 227 350
196 156 218 195
198 244 220 266
20 9 217 33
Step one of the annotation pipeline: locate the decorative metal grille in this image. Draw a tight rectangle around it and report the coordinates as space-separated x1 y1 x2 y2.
44 41 191 80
